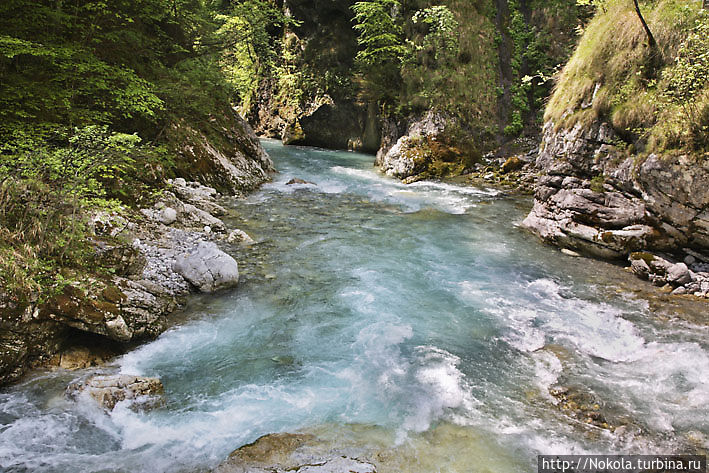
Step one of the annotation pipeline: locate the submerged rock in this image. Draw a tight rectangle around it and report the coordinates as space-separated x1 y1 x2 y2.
214 433 377 473
67 374 164 410
173 242 239 292
549 385 612 431
286 178 314 185
226 229 255 244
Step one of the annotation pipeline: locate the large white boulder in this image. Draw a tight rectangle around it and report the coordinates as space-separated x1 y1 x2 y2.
173 242 239 292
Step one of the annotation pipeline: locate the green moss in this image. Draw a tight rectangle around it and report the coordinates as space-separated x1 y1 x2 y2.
630 251 656 265
590 175 606 193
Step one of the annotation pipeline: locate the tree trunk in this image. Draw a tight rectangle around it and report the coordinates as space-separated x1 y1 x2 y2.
704 0 708 10
633 0 657 50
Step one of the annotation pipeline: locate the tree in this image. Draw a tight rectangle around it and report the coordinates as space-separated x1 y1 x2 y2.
351 0 407 102
632 0 657 50
410 5 459 65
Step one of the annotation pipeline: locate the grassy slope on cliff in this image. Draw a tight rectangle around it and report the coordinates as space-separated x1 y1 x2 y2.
400 0 498 142
546 0 709 154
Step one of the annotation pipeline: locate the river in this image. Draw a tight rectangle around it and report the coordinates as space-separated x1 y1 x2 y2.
1 140 707 472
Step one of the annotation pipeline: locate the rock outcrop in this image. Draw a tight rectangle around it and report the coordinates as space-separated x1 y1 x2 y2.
522 121 709 259
376 112 448 180
256 95 380 154
628 252 709 297
375 112 481 183
31 181 242 351
67 374 164 410
173 242 239 293
294 101 380 153
168 108 274 195
214 433 377 473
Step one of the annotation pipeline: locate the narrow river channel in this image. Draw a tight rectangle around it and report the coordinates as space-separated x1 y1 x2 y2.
1 140 707 472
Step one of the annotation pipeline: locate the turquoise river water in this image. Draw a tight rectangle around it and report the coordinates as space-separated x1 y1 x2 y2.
1 140 707 472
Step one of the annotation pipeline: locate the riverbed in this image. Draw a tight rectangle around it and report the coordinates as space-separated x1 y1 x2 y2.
1 140 707 472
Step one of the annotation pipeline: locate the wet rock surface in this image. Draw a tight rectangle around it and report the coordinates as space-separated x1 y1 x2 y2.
549 385 612 431
286 178 315 186
215 433 377 473
66 374 164 410
629 252 709 298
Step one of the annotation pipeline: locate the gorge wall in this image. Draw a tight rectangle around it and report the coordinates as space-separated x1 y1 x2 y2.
247 0 586 176
523 121 709 258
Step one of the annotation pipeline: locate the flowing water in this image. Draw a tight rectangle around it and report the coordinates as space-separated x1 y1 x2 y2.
1 140 708 472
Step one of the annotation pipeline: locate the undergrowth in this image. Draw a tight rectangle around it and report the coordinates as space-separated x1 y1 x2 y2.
0 126 170 305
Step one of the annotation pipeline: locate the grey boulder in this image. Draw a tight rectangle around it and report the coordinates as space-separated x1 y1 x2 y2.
173 242 239 292
67 374 164 410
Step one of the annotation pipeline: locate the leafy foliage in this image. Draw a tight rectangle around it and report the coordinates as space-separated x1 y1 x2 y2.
0 126 151 302
660 11 709 148
216 0 296 108
351 0 407 102
0 0 298 306
352 0 407 68
411 6 460 64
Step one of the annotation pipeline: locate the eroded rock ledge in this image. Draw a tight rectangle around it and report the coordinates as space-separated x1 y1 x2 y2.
522 121 709 298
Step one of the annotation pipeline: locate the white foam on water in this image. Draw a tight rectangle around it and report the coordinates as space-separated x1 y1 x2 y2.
489 278 647 363
407 180 501 197
397 346 479 442
330 165 397 185
532 351 564 401
118 322 215 376
329 166 497 214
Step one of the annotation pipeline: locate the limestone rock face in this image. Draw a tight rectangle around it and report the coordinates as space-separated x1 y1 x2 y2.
169 108 274 195
377 112 448 180
173 242 239 293
522 120 709 258
298 102 380 153
53 344 119 370
67 374 164 410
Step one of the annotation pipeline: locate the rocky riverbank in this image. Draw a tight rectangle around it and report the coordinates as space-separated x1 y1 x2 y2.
520 121 709 299
0 115 274 386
